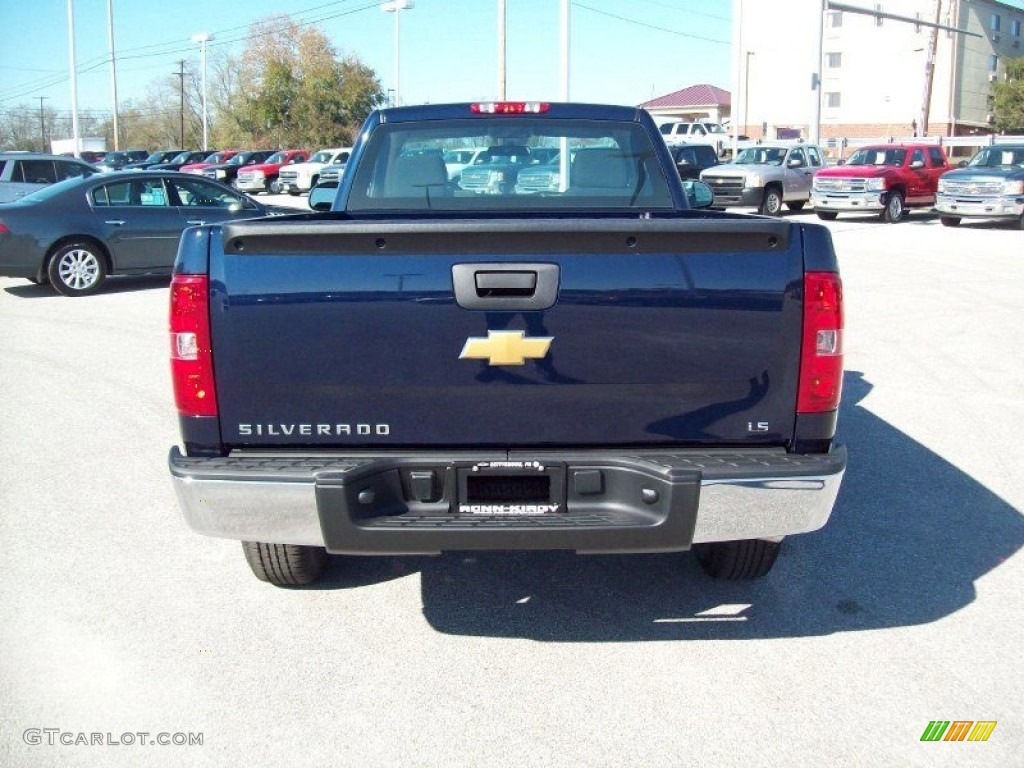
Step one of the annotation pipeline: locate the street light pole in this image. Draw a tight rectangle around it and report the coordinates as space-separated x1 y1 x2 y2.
191 32 213 150
382 1 414 107
67 0 80 157
744 50 754 139
498 0 506 100
107 0 120 150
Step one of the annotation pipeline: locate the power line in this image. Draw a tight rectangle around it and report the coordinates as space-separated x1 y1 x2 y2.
628 0 730 23
571 2 730 45
0 0 380 103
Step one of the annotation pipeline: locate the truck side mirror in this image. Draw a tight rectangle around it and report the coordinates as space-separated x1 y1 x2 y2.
308 181 339 211
681 180 714 209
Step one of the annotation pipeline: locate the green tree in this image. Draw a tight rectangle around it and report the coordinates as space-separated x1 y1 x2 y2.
992 57 1024 133
218 14 384 149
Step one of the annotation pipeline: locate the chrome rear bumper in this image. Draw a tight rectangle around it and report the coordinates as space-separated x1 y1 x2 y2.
170 446 846 553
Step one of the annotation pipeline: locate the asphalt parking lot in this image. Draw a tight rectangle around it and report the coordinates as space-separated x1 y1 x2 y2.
0 200 1021 767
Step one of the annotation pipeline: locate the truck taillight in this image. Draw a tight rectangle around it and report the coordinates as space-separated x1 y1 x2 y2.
170 274 218 417
798 272 843 414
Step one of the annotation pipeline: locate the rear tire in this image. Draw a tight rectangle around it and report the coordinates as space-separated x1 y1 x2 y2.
940 216 961 227
816 211 838 221
47 241 108 296
242 542 328 586
881 190 905 223
787 201 806 211
694 539 782 579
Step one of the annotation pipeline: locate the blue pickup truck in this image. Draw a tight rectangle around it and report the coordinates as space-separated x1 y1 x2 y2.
168 102 846 587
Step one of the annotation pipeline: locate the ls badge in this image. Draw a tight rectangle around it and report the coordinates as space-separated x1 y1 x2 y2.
459 330 553 366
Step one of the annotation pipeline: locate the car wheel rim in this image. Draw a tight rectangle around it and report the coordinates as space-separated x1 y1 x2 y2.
767 194 781 213
890 197 902 219
58 249 99 290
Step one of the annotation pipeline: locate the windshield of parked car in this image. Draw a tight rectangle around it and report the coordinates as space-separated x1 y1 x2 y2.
967 147 1024 168
143 152 164 163
733 147 787 165
103 152 129 164
847 147 907 167
265 152 287 164
225 153 250 165
703 123 726 134
345 117 674 212
308 151 333 163
167 151 192 164
203 152 230 164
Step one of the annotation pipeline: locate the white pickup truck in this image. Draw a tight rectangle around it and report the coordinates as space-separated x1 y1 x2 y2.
277 147 352 195
658 120 729 156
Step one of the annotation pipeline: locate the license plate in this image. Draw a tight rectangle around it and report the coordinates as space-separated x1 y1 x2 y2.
456 461 565 515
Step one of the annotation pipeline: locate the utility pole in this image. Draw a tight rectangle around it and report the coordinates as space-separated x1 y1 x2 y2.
174 61 186 148
498 0 506 99
107 0 120 150
37 97 48 152
919 0 942 136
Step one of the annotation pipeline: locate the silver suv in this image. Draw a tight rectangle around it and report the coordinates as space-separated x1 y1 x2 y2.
0 152 97 203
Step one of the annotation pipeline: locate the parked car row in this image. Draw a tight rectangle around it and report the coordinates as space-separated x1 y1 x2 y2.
693 138 1024 227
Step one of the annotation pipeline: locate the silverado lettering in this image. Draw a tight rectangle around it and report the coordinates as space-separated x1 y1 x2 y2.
238 423 391 437
168 102 847 588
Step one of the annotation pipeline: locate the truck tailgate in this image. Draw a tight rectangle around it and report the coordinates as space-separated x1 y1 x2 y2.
210 217 804 448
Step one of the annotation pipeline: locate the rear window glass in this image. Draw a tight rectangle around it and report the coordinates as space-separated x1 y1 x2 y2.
346 117 674 212
18 160 57 184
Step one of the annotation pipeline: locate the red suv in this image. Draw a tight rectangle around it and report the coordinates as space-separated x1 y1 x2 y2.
234 149 309 194
811 143 949 222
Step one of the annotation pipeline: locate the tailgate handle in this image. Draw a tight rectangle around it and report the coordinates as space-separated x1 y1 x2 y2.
475 271 536 297
453 263 559 311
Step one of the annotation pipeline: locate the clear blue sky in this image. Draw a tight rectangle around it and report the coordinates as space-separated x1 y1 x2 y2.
0 0 734 119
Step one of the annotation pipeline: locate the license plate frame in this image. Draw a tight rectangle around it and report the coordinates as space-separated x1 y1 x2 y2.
455 460 566 515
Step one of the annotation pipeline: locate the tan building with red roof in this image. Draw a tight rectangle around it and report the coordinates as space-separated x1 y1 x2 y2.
637 84 732 125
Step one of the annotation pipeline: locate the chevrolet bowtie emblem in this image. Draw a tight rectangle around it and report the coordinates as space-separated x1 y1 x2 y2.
459 330 553 366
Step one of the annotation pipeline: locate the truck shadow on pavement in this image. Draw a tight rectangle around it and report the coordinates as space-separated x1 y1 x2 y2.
394 369 1023 640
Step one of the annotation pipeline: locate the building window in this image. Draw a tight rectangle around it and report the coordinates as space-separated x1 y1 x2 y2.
828 11 842 28
1013 19 1021 37
825 92 841 108
991 14 1001 32
826 52 842 68
989 54 999 72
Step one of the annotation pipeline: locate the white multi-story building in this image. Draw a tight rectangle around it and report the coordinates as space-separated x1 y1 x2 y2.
734 0 1023 142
